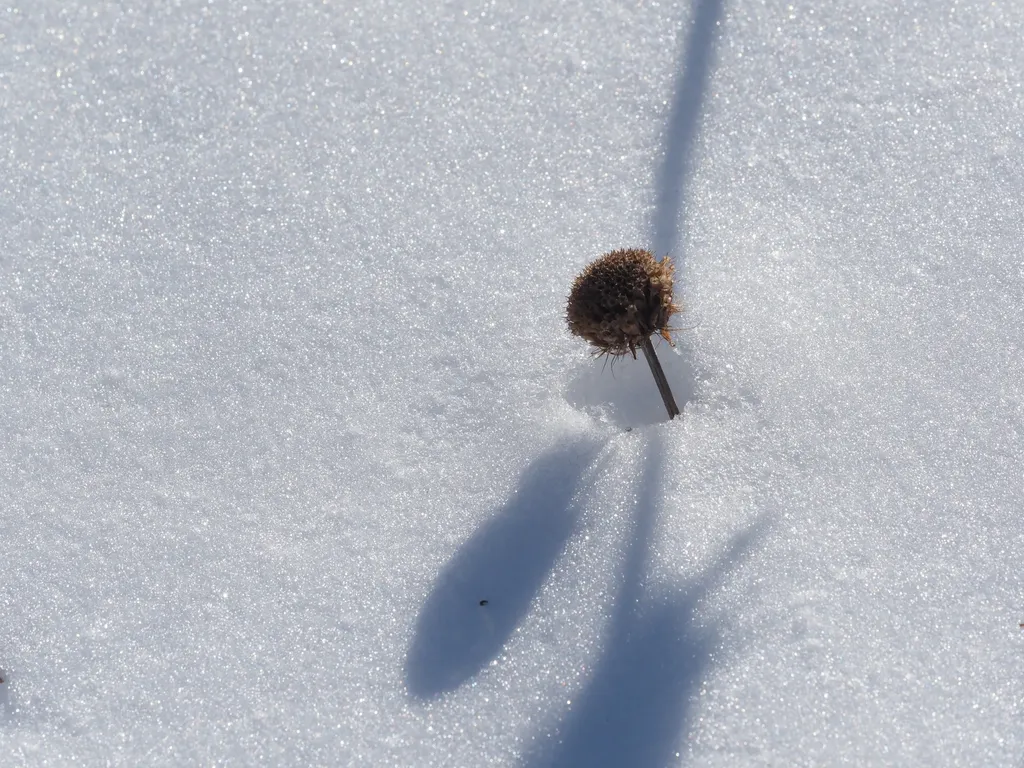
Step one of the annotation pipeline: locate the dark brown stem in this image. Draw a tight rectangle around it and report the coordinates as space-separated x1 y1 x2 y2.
640 336 680 420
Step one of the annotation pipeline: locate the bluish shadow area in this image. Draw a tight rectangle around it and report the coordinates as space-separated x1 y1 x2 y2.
523 434 767 768
530 593 712 768
565 343 696 428
0 669 12 725
652 0 726 260
406 439 604 699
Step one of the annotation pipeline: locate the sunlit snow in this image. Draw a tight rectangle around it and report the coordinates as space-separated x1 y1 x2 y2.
2 0 1022 765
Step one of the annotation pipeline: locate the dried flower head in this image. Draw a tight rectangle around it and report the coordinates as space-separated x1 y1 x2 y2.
566 248 679 358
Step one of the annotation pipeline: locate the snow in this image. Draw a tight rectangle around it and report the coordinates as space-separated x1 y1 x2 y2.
2 0 1022 764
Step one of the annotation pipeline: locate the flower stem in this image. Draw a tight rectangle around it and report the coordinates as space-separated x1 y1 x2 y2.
640 337 680 420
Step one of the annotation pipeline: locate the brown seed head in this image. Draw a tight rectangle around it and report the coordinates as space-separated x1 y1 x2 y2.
566 248 679 358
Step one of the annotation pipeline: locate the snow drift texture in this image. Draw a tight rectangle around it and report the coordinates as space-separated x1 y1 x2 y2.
2 0 1022 765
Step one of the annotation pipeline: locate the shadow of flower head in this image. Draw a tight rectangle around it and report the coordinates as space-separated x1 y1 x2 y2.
405 439 604 698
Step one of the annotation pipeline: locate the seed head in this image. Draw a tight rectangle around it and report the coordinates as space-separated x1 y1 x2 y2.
566 248 679 358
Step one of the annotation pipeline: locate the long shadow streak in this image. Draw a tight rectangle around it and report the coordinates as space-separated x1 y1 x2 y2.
652 0 726 260
406 439 604 699
524 433 766 768
522 4 731 756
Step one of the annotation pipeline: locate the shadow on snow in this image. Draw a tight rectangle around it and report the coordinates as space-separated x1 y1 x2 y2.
0 668 12 726
522 433 767 768
652 0 726 261
565 343 697 429
405 439 604 699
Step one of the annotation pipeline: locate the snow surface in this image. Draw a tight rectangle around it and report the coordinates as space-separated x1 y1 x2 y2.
2 0 1023 765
